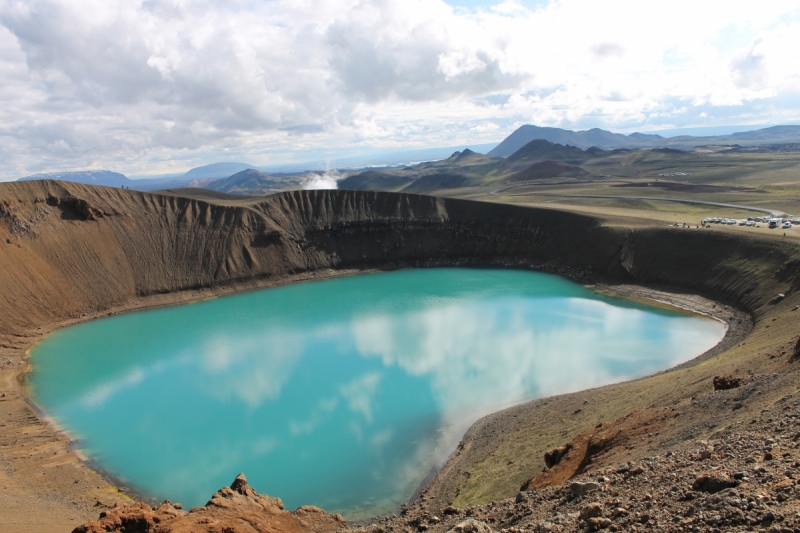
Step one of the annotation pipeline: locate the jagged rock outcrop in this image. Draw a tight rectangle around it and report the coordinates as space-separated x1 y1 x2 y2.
445 518 495 533
72 473 347 533
520 409 665 491
712 375 743 390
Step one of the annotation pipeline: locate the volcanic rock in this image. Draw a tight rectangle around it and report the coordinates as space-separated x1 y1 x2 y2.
544 443 572 469
587 517 612 531
691 474 737 493
570 481 600 497
579 502 603 520
72 474 347 533
712 375 742 390
446 518 495 533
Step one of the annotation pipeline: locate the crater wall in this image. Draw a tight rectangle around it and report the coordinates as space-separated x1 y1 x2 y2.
0 181 794 337
2 180 799 517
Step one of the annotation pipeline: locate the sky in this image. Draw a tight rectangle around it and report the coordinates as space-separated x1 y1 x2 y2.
1 0 800 180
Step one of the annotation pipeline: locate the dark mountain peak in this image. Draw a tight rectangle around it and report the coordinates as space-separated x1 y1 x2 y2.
506 139 588 165
231 168 266 178
453 148 478 162
488 125 626 156
445 148 481 163
585 146 607 156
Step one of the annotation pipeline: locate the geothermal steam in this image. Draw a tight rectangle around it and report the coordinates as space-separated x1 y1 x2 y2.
302 170 341 190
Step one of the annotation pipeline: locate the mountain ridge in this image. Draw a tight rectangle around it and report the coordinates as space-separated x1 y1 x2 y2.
18 170 131 187
488 124 800 156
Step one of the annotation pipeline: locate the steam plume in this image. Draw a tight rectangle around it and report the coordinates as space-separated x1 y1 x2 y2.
302 170 341 190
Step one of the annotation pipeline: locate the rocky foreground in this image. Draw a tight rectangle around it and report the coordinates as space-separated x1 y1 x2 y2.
72 474 347 533
354 389 800 533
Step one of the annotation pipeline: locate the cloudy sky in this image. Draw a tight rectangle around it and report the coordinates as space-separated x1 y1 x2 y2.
1 0 800 179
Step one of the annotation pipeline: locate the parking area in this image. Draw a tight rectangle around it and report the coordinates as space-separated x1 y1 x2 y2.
701 215 798 230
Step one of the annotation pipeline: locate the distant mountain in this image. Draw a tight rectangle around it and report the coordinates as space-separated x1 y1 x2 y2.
729 125 800 141
507 160 590 183
723 143 800 153
183 162 257 180
16 169 203 191
489 126 656 156
18 170 131 187
446 148 483 163
206 169 279 195
488 124 800 156
337 171 415 191
504 140 590 166
402 173 469 193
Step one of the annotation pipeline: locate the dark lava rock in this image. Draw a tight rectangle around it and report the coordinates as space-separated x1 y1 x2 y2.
713 375 743 391
544 444 573 469
692 474 738 493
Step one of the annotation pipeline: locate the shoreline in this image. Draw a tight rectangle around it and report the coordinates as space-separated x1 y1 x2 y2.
10 265 748 525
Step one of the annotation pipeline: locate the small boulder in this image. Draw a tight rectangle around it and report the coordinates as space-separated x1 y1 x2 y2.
713 376 742 391
624 466 645 479
587 517 612 531
771 479 793 492
692 475 737 493
580 502 603 520
570 481 600 497
447 518 495 533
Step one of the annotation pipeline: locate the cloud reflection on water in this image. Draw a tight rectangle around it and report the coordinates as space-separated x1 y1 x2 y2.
35 270 726 520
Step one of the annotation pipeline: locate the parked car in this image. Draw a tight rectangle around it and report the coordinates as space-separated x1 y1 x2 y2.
783 222 792 229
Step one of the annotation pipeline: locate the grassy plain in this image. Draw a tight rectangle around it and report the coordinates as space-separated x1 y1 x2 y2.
432 149 800 236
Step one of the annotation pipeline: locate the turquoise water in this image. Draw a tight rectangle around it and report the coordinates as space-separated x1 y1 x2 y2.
28 268 724 519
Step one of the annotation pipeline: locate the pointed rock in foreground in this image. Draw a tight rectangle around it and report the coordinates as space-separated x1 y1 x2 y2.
72 474 347 533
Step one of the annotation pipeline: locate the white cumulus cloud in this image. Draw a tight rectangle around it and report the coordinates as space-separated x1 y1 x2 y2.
0 0 799 179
